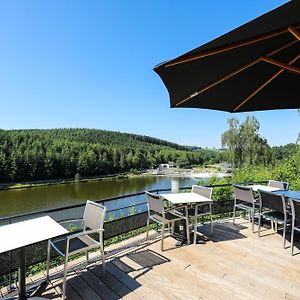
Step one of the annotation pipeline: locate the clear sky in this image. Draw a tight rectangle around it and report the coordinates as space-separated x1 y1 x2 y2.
0 0 298 148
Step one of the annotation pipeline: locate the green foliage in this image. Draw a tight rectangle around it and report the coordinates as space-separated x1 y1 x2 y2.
222 116 272 168
232 145 300 190
0 128 224 183
271 143 298 161
205 176 233 202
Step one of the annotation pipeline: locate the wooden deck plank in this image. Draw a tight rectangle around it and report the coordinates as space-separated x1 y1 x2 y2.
75 267 120 300
3 219 300 300
89 264 136 299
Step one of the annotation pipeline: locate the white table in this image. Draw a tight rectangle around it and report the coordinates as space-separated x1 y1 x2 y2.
161 192 213 244
0 216 68 300
161 192 213 205
245 185 281 192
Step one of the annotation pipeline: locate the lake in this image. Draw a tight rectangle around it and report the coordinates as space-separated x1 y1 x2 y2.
0 176 197 218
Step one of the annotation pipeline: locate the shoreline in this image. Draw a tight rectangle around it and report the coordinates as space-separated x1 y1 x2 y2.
0 173 132 191
0 169 230 191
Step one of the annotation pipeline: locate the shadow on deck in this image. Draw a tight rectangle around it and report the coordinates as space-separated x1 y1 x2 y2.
2 218 300 300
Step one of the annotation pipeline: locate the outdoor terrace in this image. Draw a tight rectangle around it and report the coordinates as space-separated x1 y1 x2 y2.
2 217 300 300
0 182 300 300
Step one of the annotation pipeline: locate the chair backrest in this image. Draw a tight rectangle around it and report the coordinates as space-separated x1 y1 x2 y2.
192 185 212 199
145 191 164 215
258 190 286 213
268 180 288 190
83 200 106 230
233 185 254 204
290 199 300 221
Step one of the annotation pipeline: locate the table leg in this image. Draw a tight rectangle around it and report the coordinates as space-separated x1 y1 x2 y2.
18 247 27 300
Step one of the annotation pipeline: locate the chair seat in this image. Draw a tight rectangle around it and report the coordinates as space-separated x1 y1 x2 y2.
262 211 288 222
150 211 184 223
52 234 99 255
236 202 258 211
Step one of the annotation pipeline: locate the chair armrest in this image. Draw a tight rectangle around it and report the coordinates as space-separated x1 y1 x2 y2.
58 218 84 225
67 228 104 240
166 205 189 217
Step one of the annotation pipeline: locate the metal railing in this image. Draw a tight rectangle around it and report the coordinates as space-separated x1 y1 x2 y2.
0 180 268 290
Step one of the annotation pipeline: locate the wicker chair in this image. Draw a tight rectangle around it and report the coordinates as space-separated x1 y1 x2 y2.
290 198 300 255
257 190 291 248
46 201 106 299
145 191 190 251
233 185 259 233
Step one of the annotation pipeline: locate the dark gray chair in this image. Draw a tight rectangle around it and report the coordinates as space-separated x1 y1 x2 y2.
257 190 290 248
233 185 259 233
290 198 300 255
145 191 190 251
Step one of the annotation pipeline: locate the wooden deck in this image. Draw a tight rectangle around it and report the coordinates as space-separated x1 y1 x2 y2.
2 218 300 300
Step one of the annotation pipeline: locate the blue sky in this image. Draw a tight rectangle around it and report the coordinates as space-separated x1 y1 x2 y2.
0 0 298 148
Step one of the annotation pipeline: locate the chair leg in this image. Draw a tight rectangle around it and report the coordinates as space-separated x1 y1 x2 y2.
210 204 213 234
258 212 261 237
62 254 68 300
291 221 295 256
46 240 51 279
101 241 105 272
186 218 190 245
233 204 236 224
171 222 174 235
146 217 150 240
251 210 255 233
283 220 286 249
271 220 274 231
194 216 197 244
161 223 165 251
275 220 278 232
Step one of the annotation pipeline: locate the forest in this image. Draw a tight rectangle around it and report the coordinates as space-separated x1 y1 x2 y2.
0 119 298 185
0 128 224 182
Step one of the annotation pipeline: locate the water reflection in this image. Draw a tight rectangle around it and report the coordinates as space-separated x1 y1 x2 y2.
0 176 196 218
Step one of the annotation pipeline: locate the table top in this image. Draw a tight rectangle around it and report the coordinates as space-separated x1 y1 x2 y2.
272 190 300 201
0 216 68 253
245 185 281 192
161 192 213 205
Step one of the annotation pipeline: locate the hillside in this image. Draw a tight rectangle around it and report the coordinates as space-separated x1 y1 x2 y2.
0 128 222 182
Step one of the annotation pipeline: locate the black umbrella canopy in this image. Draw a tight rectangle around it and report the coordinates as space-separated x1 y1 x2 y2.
154 0 300 113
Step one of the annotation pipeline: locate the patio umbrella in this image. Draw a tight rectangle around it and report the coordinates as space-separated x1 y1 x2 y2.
154 0 300 113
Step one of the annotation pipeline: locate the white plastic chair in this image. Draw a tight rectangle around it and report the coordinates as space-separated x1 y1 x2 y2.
46 200 106 299
189 185 213 244
145 191 190 251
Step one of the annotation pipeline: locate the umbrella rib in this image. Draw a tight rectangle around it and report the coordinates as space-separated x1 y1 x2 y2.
175 59 260 107
175 39 298 107
288 26 300 41
165 24 300 67
261 57 300 75
233 53 300 112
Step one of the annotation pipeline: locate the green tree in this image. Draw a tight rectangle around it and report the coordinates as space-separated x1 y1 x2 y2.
222 116 272 168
